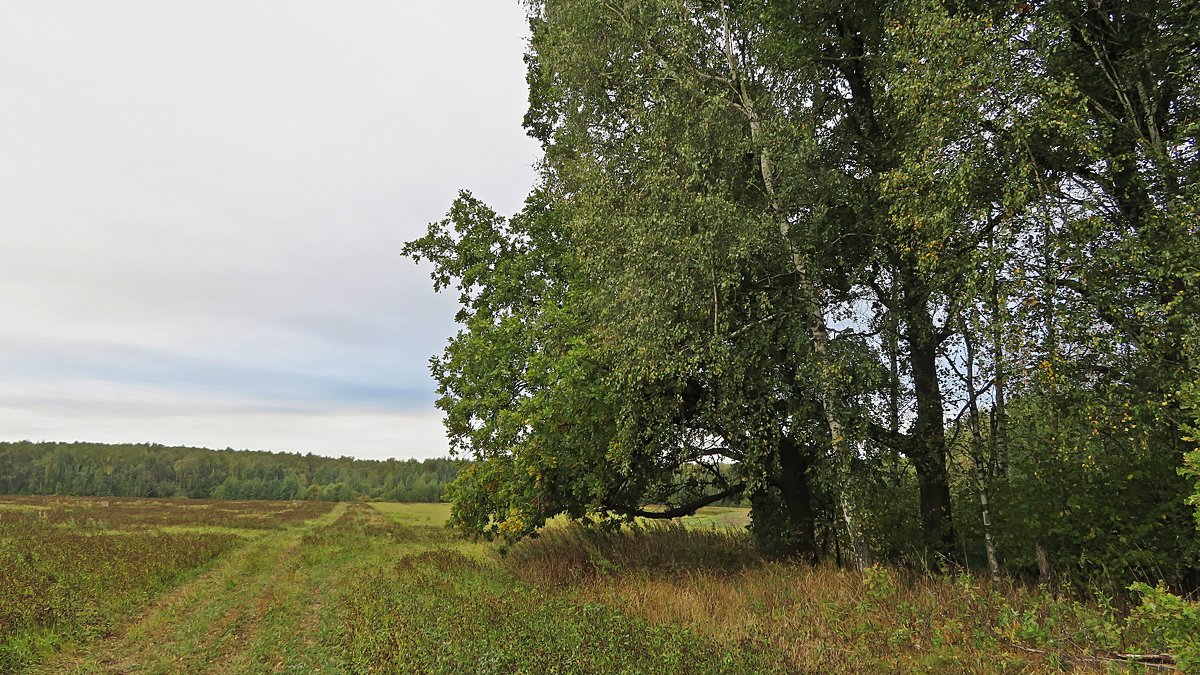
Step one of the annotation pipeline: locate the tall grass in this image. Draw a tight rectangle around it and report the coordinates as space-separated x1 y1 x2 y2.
335 521 777 673
502 520 1197 672
503 521 761 585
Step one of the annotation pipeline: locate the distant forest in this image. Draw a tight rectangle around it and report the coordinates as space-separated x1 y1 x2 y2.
0 441 463 502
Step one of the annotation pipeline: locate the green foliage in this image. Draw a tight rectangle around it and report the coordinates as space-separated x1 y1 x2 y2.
861 565 899 606
993 382 1199 589
0 440 463 503
411 0 1200 589
1182 379 1200 529
1127 583 1200 672
1185 449 1200 531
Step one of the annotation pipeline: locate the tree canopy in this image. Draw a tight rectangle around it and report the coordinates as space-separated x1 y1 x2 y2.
406 0 1199 588
0 441 462 503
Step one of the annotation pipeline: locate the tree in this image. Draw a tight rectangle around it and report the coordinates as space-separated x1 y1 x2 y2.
410 0 1199 585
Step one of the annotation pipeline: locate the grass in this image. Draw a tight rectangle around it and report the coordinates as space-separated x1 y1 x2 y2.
8 496 1193 673
505 521 761 586
657 505 752 531
501 522 1200 673
0 496 325 671
46 503 354 674
340 555 775 673
17 498 772 673
367 500 452 525
336 525 773 673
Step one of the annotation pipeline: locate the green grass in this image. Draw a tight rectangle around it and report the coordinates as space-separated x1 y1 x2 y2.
336 510 776 673
339 548 777 673
670 505 751 531
367 500 452 525
25 500 772 674
0 496 287 671
12 497 1185 673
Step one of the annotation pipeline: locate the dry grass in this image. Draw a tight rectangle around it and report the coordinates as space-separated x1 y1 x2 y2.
503 523 1140 672
504 521 762 586
575 565 1061 672
0 495 331 530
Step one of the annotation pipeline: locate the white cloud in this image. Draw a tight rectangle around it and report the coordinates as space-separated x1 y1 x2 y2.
0 378 450 460
0 1 537 458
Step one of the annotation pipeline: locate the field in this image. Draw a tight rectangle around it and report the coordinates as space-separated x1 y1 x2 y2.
0 496 1184 673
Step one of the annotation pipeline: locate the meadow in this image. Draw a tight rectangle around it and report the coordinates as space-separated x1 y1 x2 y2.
1 495 1193 673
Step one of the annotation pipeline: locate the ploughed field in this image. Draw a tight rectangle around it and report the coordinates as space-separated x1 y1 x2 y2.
0 496 1138 673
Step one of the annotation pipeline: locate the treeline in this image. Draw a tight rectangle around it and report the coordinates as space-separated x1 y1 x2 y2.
0 441 463 502
405 0 1200 591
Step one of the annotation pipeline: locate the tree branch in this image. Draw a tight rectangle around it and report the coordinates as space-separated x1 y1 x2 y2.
607 483 746 519
867 421 911 454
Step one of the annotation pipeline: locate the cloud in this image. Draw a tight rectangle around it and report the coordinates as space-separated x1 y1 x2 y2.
0 1 537 458
0 378 452 460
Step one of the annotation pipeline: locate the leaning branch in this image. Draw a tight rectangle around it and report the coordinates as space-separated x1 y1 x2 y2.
607 484 746 520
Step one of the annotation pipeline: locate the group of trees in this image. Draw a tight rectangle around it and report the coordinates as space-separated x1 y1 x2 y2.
0 442 463 503
406 0 1199 589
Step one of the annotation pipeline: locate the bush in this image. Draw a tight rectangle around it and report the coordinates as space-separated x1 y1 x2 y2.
1127 582 1200 672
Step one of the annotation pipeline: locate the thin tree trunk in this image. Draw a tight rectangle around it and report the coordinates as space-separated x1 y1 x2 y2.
990 256 1009 479
888 311 901 438
965 328 1000 575
720 10 870 569
759 119 871 569
1036 541 1052 586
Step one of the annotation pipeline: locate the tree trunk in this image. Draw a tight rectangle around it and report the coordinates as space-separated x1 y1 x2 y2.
904 295 956 560
724 23 870 569
965 328 1000 575
990 263 1009 480
778 436 818 563
1036 541 1052 586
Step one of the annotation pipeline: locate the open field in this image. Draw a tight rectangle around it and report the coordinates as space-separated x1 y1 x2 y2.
0 496 330 671
1 496 1184 673
402 502 752 529
4 497 770 673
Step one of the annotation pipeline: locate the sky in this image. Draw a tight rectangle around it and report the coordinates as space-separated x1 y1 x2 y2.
0 1 540 460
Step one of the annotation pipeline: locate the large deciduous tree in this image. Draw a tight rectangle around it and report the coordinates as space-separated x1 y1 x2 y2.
408 0 1199 584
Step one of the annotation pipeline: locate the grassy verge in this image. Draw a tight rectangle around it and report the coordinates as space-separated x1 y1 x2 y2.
17 498 1197 673
504 522 1200 673
337 514 774 673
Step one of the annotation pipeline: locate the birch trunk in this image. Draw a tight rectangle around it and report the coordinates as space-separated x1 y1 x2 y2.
965 329 1000 575
721 20 870 568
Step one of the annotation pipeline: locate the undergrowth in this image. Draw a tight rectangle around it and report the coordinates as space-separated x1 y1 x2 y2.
504 521 760 585
336 547 777 673
502 522 1200 673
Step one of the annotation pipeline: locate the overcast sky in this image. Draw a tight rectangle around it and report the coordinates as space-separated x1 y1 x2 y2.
0 2 539 460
